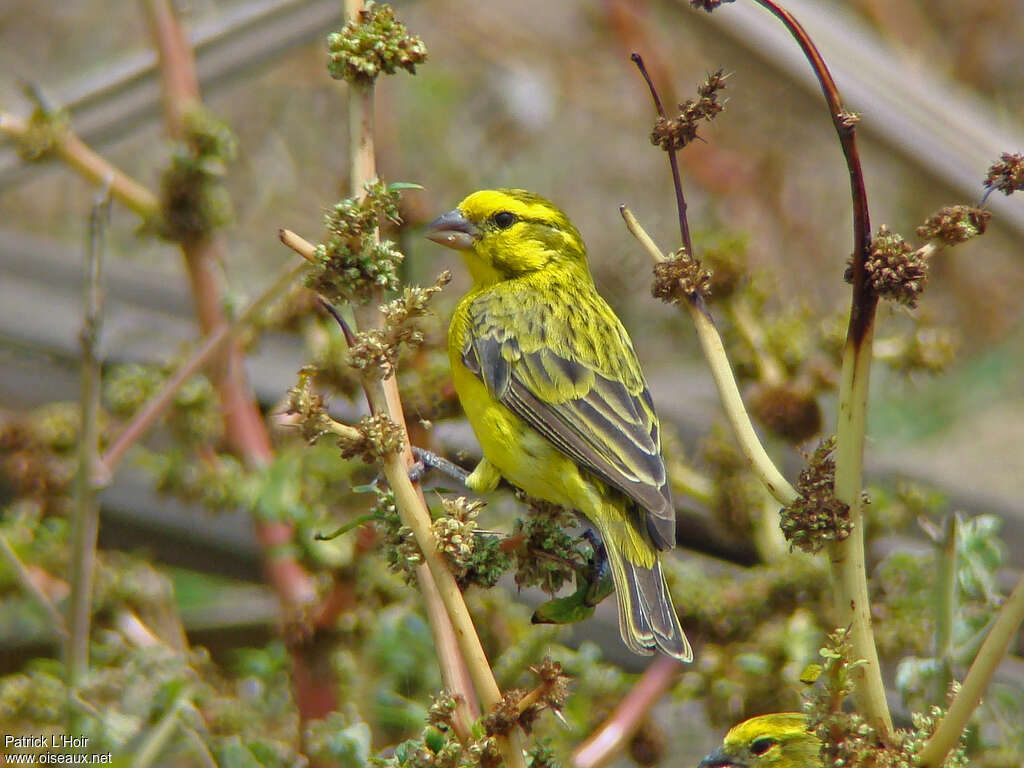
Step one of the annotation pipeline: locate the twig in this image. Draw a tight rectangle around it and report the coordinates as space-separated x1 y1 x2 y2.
918 572 1024 768
67 192 109 697
620 205 797 504
0 112 159 217
631 53 693 258
0 532 68 639
97 259 308 482
570 656 683 768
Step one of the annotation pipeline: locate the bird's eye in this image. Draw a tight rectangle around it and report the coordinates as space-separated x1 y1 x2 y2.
750 737 776 756
492 211 516 229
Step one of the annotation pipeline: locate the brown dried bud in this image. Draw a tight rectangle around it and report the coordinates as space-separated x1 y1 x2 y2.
690 0 735 11
482 690 525 737
916 205 990 245
837 110 861 129
747 382 822 443
652 248 712 304
780 438 853 554
984 152 1024 196
846 226 928 308
650 69 728 151
285 367 333 443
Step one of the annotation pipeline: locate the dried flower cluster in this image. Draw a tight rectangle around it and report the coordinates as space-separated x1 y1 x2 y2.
285 366 334 444
338 413 405 464
511 503 582 595
348 272 451 380
14 104 68 162
652 247 713 304
156 107 237 243
916 205 990 245
327 2 427 87
374 489 422 583
651 69 728 152
983 152 1024 196
308 180 406 304
780 438 853 554
847 226 929 308
482 658 571 737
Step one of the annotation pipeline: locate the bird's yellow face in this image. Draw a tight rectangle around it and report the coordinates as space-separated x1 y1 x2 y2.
425 189 588 286
699 713 821 768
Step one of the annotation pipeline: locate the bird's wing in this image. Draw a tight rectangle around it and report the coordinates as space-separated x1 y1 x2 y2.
464 289 675 550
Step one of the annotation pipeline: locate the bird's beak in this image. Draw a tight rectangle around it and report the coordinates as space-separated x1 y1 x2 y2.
697 748 746 768
425 209 480 251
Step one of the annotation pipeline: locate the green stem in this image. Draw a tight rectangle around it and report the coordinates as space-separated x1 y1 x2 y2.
132 687 190 768
620 205 797 505
918 572 1024 767
831 334 893 741
934 514 958 690
67 195 108 704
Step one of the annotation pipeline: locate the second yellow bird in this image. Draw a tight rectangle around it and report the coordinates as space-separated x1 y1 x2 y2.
426 189 691 661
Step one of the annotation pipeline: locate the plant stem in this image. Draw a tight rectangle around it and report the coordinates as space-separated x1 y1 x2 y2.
282 227 514 758
141 0 328 724
132 687 190 768
620 206 797 504
335 3 502 751
937 514 958 663
97 259 307 482
0 112 159 217
737 0 891 738
570 656 683 768
67 194 108 698
918 572 1024 767
0 532 68 639
831 334 892 739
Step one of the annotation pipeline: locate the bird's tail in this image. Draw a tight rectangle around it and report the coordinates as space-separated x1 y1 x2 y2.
604 541 692 662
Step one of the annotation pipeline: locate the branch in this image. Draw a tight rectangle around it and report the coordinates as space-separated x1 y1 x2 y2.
0 112 159 217
570 656 683 768
141 0 328 723
97 258 308 482
280 230 496 746
918 572 1024 768
67 194 108 696
620 206 797 504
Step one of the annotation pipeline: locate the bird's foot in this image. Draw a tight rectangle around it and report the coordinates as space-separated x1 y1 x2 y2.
409 446 471 485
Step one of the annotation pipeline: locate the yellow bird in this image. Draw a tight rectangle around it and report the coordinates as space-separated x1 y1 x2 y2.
426 189 691 661
698 713 821 767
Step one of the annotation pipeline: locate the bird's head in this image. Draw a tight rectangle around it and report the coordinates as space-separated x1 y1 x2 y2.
699 713 821 768
425 189 589 286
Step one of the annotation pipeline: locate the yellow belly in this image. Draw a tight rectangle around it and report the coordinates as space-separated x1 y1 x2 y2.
450 355 654 568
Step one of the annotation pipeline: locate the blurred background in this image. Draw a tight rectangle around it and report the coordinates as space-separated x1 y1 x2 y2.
1 0 1022 764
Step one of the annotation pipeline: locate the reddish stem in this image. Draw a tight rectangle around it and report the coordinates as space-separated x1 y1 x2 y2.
571 656 683 768
749 0 875 341
142 0 331 727
631 53 694 261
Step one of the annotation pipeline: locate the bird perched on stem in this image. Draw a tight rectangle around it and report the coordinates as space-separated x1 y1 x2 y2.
699 713 821 767
425 188 691 661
